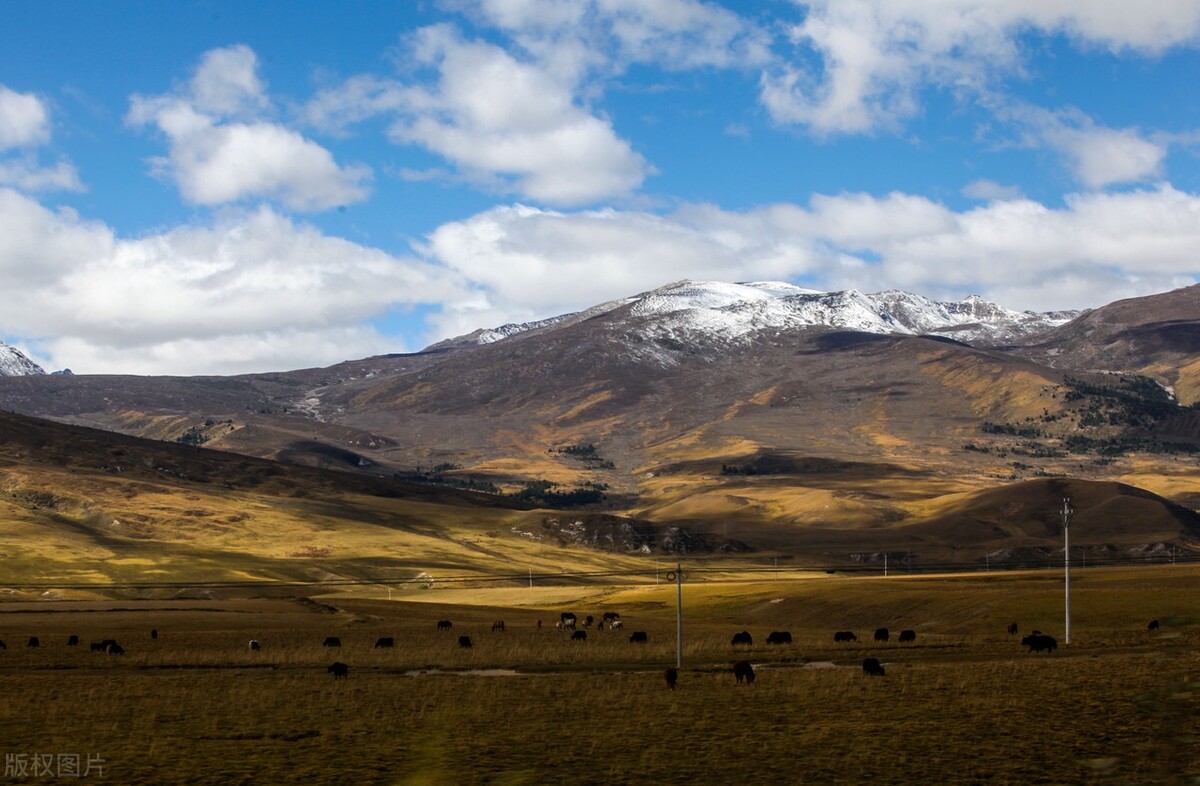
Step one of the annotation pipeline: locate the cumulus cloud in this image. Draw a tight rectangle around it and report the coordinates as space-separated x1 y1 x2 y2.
0 188 462 374
128 45 370 211
419 186 1200 339
0 85 50 149
764 0 1200 135
309 25 648 205
998 103 1167 188
0 156 83 193
305 2 769 206
0 85 83 194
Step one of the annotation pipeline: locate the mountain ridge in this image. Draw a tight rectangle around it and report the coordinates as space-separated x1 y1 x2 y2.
427 280 1082 356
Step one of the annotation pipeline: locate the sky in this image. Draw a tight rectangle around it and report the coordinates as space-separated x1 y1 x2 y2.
2 0 1199 376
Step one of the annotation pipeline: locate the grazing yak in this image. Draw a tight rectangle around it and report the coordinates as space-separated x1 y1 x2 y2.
1007 622 1019 636
66 635 79 646
833 631 857 643
491 621 506 633
898 630 916 643
436 620 452 632
249 639 261 651
107 643 125 655
571 630 588 642
560 612 577 629
27 636 39 648
610 620 624 631
1148 619 1160 632
323 636 341 648
733 660 756 684
151 628 158 640
374 637 395 648
874 628 890 643
602 612 621 624
629 631 648 644
0 640 5 650
766 631 793 645
731 631 753 647
327 662 349 679
458 635 473 649
862 657 885 676
584 615 595 628
1021 634 1057 653
663 667 678 690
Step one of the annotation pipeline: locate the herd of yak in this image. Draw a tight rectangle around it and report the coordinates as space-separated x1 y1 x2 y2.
0 616 1164 688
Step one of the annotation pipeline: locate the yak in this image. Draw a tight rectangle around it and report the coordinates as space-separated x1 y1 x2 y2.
731 631 753 647
833 631 857 643
898 630 916 643
862 657 885 676
733 660 756 684
1021 634 1057 653
766 631 793 645
628 631 648 644
327 662 349 679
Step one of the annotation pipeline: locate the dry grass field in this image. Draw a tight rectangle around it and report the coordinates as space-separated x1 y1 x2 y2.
1 566 1197 785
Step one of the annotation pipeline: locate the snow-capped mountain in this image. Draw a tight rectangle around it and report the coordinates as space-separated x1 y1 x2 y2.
437 280 1082 352
0 341 45 376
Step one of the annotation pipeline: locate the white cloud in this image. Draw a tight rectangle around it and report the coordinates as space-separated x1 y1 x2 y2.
962 179 1025 202
765 1 1200 135
128 45 370 211
0 156 83 193
452 0 771 75
189 44 269 116
1045 125 1165 189
0 85 83 194
377 25 649 205
420 185 1200 340
1001 103 1167 188
0 85 50 150
0 188 463 374
305 1 770 205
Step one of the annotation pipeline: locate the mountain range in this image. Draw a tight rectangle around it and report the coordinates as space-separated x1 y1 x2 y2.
2 280 1200 573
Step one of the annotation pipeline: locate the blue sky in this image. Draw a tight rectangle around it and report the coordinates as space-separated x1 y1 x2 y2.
2 0 1199 374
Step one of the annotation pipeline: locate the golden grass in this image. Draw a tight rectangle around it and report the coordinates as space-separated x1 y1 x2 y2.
1 568 1197 784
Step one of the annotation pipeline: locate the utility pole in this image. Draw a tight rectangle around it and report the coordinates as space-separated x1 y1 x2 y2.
674 563 683 669
884 553 888 577
1062 497 1073 645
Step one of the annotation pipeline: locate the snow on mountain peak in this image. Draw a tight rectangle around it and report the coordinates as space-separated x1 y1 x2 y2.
0 341 46 376
437 280 1081 355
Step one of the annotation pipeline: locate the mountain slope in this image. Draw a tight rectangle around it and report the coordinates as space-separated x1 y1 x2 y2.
1015 284 1200 403
0 341 44 376
1 281 1199 567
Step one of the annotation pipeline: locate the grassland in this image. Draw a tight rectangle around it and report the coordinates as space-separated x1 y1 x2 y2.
1 566 1197 785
